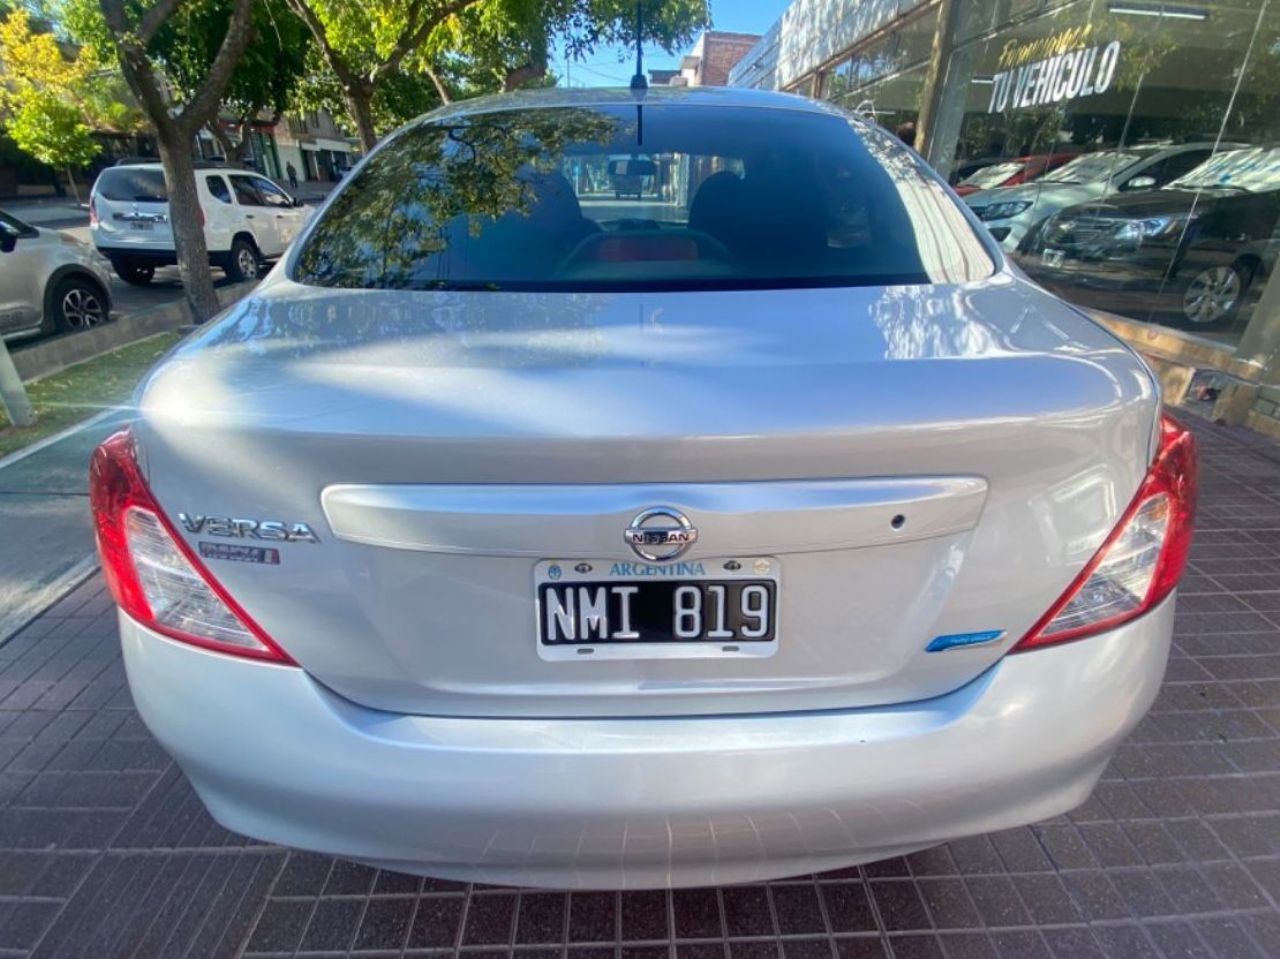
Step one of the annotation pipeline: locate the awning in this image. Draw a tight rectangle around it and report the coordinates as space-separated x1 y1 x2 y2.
301 137 352 153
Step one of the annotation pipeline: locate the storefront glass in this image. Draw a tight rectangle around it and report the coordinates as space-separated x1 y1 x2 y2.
939 0 1279 345
822 7 939 136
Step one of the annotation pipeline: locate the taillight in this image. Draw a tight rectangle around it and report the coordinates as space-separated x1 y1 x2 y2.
89 429 294 664
1014 413 1196 652
88 197 98 228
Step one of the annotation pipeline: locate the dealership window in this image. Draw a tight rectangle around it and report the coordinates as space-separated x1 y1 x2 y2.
818 6 941 136
932 0 1280 346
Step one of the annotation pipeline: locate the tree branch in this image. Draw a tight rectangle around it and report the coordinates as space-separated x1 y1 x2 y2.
98 0 131 34
503 54 548 92
136 0 184 43
99 0 176 140
424 63 452 104
178 0 256 132
206 119 235 157
374 0 483 82
283 0 358 88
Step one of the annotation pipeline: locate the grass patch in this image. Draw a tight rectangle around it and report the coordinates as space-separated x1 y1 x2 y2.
0 333 181 458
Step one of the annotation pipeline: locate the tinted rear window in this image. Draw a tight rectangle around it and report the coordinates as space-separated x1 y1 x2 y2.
96 168 168 202
293 103 994 292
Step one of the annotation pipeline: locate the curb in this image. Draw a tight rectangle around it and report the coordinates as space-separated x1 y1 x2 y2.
0 555 99 646
0 408 117 472
12 282 255 383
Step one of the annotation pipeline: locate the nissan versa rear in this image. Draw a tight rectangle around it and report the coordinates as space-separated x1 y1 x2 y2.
91 88 1196 889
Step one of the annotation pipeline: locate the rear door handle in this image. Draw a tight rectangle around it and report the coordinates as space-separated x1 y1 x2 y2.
244 214 254 219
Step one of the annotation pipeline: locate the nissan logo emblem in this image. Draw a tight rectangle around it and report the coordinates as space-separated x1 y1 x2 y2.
624 507 698 562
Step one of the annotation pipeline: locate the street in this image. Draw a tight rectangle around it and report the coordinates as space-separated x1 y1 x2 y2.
0 417 1278 958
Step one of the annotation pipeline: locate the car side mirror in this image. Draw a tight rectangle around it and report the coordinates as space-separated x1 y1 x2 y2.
0 233 15 254
1123 176 1157 191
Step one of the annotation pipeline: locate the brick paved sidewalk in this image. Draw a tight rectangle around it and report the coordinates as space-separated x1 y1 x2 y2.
0 419 1277 959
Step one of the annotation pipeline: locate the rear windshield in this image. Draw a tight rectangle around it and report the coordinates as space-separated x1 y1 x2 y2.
959 161 1024 189
1041 151 1143 184
293 103 994 292
95 168 168 203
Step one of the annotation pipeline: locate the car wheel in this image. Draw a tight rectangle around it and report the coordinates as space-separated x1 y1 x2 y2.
225 238 262 282
114 261 155 286
1181 263 1252 325
52 276 109 332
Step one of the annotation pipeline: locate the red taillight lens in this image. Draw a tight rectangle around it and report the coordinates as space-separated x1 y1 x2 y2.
88 197 98 228
89 429 295 664
1014 413 1197 652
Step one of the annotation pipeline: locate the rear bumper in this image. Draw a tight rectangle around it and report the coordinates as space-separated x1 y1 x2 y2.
95 247 235 266
95 246 179 266
119 596 1174 889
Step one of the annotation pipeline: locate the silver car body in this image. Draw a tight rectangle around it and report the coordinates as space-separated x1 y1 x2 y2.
0 210 112 340
107 88 1177 888
965 142 1222 251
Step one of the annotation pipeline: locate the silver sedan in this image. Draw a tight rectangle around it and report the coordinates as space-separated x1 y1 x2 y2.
0 208 112 340
91 87 1195 889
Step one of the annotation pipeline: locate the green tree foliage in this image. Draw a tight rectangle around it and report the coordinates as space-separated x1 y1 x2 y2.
0 8 125 197
6 91 100 198
290 45 443 137
153 0 310 157
284 0 707 150
65 0 310 159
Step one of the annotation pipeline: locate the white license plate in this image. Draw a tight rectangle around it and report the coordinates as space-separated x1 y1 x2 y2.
129 220 154 231
535 557 780 661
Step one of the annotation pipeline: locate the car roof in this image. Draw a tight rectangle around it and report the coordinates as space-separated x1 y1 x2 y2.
107 162 257 173
414 86 841 124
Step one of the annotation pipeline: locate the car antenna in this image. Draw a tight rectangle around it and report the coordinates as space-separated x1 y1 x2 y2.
630 0 647 92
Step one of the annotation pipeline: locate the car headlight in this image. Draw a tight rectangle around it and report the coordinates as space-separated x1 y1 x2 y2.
1115 215 1190 242
974 200 1034 222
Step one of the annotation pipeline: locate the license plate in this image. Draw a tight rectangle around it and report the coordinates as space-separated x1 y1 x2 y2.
1042 247 1065 268
535 558 779 660
129 220 153 231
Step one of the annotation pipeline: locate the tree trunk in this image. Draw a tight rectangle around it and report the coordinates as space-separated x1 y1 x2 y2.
425 65 452 104
345 84 378 154
233 119 253 163
207 121 236 161
503 58 547 92
156 134 221 322
65 167 81 205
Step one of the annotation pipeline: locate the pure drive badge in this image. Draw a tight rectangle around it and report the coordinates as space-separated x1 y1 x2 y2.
198 542 281 565
179 513 320 543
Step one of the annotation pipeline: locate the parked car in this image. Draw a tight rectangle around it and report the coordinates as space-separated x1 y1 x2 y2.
91 87 1194 889
89 162 309 285
0 208 112 341
951 152 1078 196
965 142 1227 250
1020 144 1280 326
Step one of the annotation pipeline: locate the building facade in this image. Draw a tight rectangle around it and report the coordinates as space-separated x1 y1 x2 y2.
653 31 763 87
275 110 359 185
732 0 1280 437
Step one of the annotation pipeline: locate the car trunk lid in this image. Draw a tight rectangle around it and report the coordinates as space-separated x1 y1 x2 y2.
133 275 1158 718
